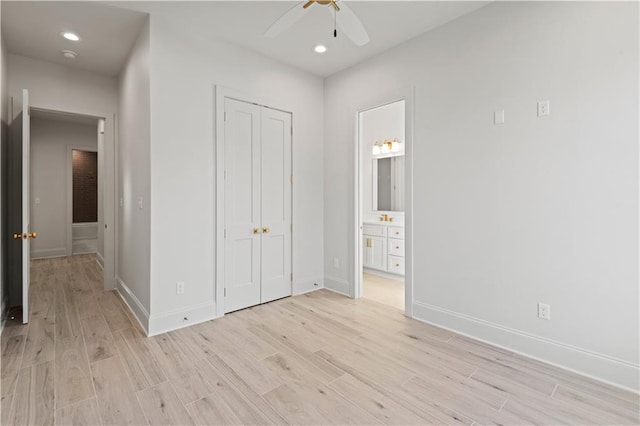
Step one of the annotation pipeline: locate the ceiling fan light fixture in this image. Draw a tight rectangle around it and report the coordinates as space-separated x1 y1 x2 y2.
61 32 80 42
314 44 327 53
61 50 77 59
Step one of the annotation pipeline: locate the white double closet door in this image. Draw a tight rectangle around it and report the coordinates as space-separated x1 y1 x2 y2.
224 98 292 313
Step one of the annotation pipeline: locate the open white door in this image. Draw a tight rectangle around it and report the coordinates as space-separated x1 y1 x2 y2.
8 89 32 324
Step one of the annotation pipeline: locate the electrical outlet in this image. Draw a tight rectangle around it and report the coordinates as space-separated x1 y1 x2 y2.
537 100 550 117
333 258 339 269
537 302 550 320
176 281 185 295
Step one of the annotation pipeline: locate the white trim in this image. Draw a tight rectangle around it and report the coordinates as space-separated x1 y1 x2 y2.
412 300 640 392
115 276 149 334
323 285 351 298
31 248 67 259
353 87 415 317
95 251 104 270
323 275 350 296
148 301 220 337
363 267 404 281
292 275 324 296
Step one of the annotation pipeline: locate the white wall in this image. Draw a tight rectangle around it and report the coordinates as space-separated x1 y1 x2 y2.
30 118 97 258
147 14 324 334
324 2 638 390
361 101 405 222
8 54 118 291
117 19 151 328
0 29 9 319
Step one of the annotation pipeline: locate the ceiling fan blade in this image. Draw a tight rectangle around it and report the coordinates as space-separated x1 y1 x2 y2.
331 2 370 46
303 1 315 9
264 1 309 38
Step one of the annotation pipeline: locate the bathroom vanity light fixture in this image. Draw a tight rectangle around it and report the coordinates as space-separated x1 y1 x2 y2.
372 138 403 156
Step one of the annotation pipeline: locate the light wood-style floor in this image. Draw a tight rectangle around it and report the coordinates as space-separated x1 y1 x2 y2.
1 255 638 425
363 272 404 311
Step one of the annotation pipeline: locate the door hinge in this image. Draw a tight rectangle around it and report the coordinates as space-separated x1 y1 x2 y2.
290 223 293 233
290 175 293 184
224 170 227 181
224 229 227 238
224 112 227 121
290 273 293 281
224 288 226 297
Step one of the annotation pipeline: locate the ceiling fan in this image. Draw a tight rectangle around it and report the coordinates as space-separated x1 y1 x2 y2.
264 0 370 47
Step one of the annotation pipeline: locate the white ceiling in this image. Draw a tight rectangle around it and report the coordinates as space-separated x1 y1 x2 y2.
1 1 148 76
1 1 489 78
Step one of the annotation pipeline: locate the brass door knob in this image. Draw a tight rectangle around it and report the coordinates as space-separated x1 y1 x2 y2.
253 228 261 234
263 227 270 234
27 232 37 239
13 233 24 240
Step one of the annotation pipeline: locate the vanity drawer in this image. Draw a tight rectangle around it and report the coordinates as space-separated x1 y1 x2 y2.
388 227 405 239
388 255 405 275
388 238 405 257
363 224 387 237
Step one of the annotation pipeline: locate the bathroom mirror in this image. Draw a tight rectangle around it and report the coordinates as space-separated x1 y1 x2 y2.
373 155 404 212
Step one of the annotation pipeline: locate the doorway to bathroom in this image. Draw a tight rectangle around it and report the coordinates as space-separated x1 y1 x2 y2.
357 99 407 311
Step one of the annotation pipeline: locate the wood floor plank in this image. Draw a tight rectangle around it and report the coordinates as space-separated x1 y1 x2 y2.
55 335 95 408
203 356 285 425
148 333 196 382
328 373 442 425
7 361 55 426
1 334 26 397
90 356 148 425
216 347 283 395
81 314 117 363
170 372 215 406
55 289 83 340
113 327 166 391
1 394 13 426
55 397 102 426
21 317 55 367
137 381 195 425
96 291 132 332
186 392 243 425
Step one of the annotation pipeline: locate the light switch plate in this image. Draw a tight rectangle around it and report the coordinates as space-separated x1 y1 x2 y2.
538 100 550 117
494 110 505 125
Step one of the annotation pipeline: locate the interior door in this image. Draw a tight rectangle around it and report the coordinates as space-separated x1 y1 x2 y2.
224 98 261 313
260 107 292 303
8 89 31 324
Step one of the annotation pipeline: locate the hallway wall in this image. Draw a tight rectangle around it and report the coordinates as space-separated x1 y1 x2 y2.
30 117 97 258
0 29 9 320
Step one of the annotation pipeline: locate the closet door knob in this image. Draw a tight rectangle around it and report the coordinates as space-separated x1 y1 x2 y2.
253 228 261 234
263 227 270 234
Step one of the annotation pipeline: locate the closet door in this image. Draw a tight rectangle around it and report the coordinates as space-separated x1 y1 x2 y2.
224 98 261 313
260 107 292 303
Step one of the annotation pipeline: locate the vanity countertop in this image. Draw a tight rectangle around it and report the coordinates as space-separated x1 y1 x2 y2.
363 220 405 227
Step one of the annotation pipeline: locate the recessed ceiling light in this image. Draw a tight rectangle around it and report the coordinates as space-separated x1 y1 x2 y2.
314 45 327 53
61 50 77 59
61 32 80 42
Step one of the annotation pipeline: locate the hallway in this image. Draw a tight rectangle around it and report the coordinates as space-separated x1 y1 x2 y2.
1 256 637 425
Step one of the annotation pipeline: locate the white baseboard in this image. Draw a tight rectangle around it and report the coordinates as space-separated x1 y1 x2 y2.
412 300 640 393
363 267 405 281
116 277 150 334
293 275 324 295
324 275 351 297
148 301 219 337
31 248 67 259
95 252 104 270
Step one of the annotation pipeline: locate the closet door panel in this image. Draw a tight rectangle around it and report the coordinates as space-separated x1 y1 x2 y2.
260 107 292 303
224 98 261 313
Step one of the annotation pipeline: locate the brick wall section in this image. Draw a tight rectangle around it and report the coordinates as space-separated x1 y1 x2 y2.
72 150 98 223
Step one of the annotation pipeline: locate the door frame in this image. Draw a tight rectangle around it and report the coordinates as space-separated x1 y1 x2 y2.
26 106 116 292
214 85 293 317
353 87 415 317
65 145 99 257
